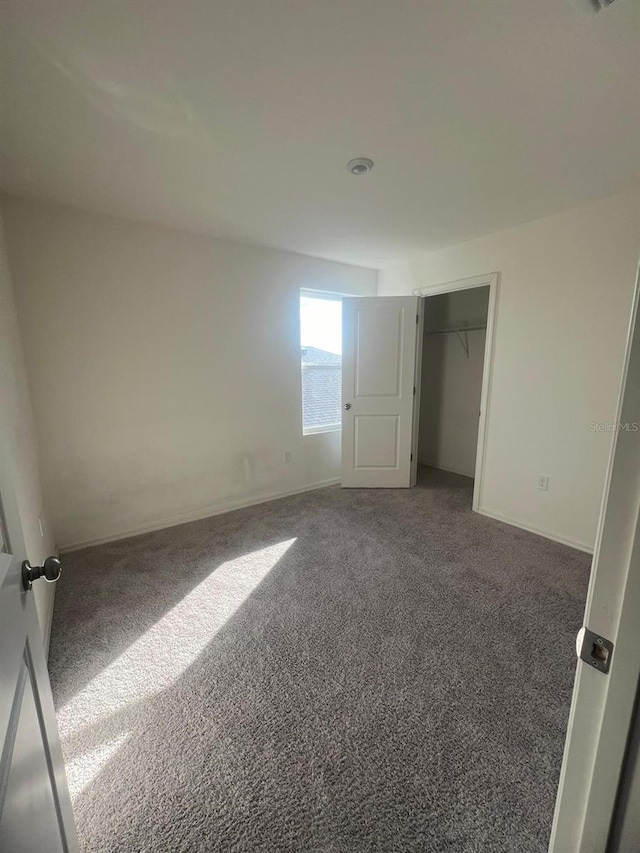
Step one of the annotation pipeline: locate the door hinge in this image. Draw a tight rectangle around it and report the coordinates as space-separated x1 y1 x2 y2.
576 627 614 675
416 314 419 324
413 386 416 396
410 453 413 461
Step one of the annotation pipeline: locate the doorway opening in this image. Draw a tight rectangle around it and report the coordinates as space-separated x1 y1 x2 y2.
411 273 498 510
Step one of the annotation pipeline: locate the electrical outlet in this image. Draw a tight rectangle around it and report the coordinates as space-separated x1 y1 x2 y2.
537 475 550 492
283 450 293 464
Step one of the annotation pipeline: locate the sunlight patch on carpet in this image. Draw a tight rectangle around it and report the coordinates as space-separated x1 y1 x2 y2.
65 732 131 798
57 537 296 797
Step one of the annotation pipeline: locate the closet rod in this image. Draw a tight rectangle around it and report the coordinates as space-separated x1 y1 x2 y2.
425 324 486 336
425 324 486 358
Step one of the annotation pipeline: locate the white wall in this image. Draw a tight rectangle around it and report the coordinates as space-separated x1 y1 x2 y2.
1 196 376 550
380 189 640 552
0 211 56 641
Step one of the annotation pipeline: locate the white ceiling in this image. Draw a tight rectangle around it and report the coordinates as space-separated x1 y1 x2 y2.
1 0 638 269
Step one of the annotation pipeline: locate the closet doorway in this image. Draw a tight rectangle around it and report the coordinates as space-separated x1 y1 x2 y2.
412 273 498 510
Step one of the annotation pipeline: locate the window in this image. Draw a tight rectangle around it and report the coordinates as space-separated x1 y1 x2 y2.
300 291 342 434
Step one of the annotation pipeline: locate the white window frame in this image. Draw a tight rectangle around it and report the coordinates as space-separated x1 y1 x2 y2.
303 423 341 436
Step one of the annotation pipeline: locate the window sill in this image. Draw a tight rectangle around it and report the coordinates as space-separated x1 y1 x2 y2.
303 425 342 436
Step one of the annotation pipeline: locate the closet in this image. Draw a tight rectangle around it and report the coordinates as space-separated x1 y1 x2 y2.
417 286 490 483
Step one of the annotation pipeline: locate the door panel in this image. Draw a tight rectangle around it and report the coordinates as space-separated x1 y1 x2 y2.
0 553 78 852
355 307 403 397
354 415 399 469
342 297 418 488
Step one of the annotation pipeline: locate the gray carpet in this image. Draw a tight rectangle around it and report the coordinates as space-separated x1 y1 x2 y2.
49 467 590 853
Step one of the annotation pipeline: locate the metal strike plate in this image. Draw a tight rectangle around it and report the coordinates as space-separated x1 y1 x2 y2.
576 627 614 675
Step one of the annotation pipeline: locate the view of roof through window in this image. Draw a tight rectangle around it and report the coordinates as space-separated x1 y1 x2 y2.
300 293 342 433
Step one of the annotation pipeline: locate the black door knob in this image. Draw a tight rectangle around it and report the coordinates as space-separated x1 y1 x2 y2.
22 556 62 591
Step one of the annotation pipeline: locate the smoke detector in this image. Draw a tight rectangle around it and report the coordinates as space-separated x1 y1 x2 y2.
347 157 374 176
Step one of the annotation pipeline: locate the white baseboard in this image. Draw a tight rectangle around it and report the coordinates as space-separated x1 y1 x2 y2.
59 477 341 553
477 506 594 554
58 478 593 557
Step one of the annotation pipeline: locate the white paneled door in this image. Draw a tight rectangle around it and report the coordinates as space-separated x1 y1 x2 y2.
341 296 419 488
0 551 78 852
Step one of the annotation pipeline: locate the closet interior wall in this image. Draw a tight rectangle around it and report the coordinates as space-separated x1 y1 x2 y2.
418 287 490 479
